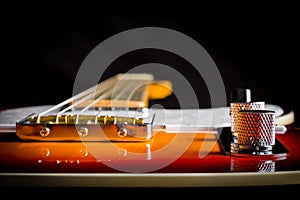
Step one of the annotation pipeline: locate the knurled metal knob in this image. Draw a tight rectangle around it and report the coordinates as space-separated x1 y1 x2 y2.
237 110 276 152
230 101 265 133
230 158 275 172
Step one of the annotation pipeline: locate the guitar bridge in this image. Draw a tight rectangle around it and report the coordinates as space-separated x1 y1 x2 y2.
15 73 169 142
16 108 155 142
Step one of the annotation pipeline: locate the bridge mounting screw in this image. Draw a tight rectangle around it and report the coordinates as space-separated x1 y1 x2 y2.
117 128 127 137
40 127 50 137
78 127 88 137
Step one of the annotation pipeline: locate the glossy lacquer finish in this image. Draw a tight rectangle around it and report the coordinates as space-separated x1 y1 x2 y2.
0 126 299 174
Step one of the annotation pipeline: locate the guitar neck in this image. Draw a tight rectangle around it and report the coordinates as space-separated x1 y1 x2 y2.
73 73 154 109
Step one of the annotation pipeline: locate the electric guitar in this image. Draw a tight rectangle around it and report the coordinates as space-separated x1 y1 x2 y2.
0 73 299 187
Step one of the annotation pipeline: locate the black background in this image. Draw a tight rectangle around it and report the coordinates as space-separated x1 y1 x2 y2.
1 10 299 126
1 6 299 194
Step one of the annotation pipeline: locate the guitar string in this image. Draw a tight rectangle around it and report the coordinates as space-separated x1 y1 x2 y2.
36 74 119 123
36 73 153 124
73 75 153 125
75 79 149 124
54 77 117 123
75 88 113 124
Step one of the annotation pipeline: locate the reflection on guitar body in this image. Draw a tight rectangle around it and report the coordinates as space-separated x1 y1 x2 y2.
0 73 299 187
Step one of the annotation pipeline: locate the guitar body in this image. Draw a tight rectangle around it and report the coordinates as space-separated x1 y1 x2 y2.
0 120 300 187
0 74 299 191
0 127 299 169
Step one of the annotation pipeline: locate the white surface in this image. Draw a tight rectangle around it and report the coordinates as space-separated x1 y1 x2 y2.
152 104 284 132
0 104 285 133
0 171 299 187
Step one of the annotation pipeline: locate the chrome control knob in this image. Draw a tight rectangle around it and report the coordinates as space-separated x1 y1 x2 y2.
237 110 276 153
